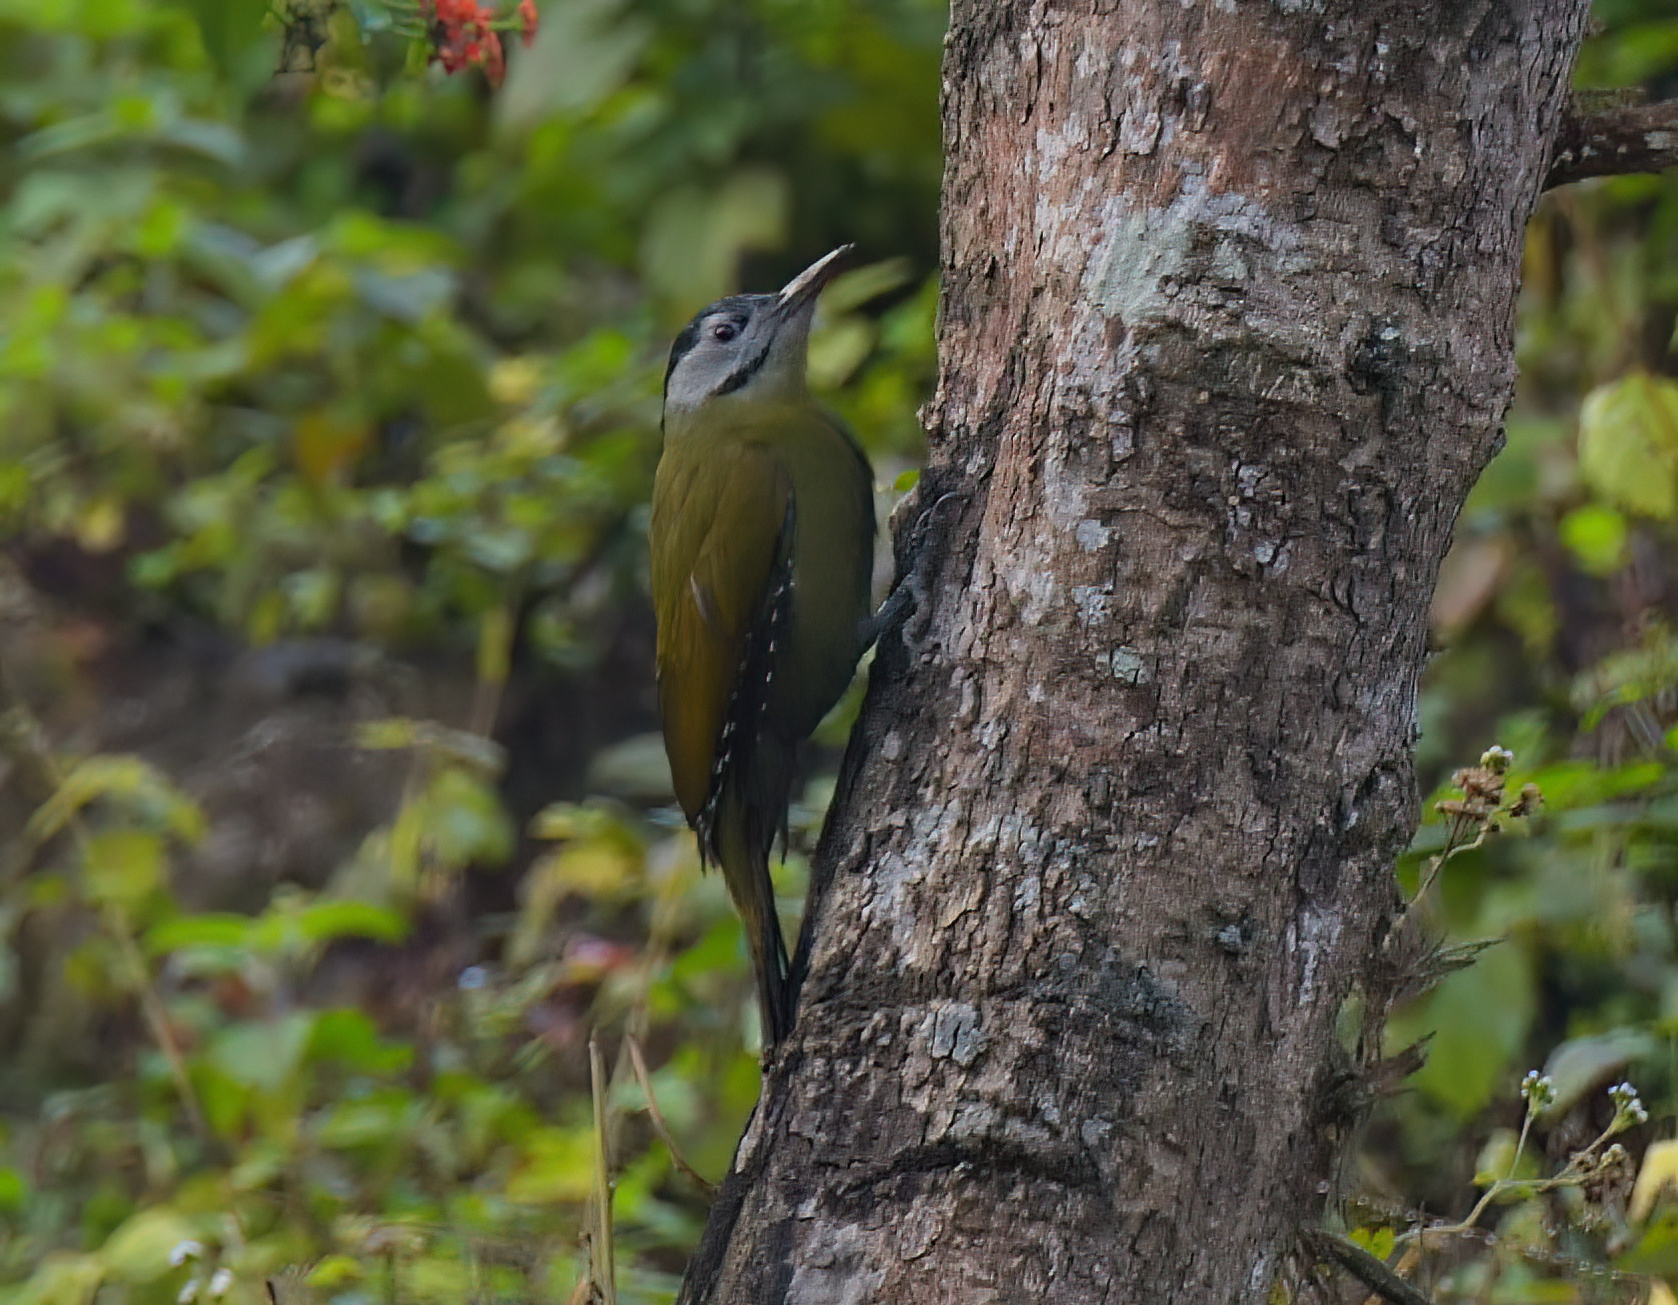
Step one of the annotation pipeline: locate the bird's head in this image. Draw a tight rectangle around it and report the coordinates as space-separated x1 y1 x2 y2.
662 245 853 418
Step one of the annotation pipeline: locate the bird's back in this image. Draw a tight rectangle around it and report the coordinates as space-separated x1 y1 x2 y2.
764 404 876 739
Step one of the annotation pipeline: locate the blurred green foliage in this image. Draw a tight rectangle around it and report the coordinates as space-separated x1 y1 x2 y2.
0 0 938 1301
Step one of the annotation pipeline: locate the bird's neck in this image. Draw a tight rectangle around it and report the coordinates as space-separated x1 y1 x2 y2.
664 387 814 444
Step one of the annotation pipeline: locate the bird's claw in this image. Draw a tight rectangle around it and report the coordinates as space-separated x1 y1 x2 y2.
860 489 964 653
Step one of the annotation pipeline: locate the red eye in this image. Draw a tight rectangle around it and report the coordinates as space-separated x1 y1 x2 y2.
712 322 738 342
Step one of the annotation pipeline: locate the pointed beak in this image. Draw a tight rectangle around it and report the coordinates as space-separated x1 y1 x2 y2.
776 244 854 318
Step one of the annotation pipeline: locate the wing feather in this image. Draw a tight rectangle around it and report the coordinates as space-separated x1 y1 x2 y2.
650 441 792 824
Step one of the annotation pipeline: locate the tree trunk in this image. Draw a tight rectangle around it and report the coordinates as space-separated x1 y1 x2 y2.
680 4 1588 1301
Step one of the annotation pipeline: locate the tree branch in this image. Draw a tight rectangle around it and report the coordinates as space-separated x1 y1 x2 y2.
1299 1228 1434 1305
1546 97 1678 189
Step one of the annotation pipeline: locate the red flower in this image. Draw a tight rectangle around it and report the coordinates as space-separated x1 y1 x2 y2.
518 0 538 47
421 0 508 86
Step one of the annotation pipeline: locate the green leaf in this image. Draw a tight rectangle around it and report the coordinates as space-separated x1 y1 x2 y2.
295 901 410 946
98 1208 198 1284
642 172 790 314
7 1253 103 1305
808 317 876 389
307 1009 414 1075
27 756 205 846
354 718 505 773
425 768 514 871
355 717 419 750
0 1165 30 1214
189 1060 250 1140
497 0 651 127
1407 939 1534 1119
243 894 408 955
404 1257 472 1304
143 913 253 955
1470 1126 1542 1186
1619 1211 1678 1275
1577 369 1678 519
1559 504 1629 575
208 1012 316 1094
304 1258 364 1291
1515 759 1663 812
228 1141 286 1193
81 829 164 911
313 1089 420 1150
1347 1226 1395 1260
505 1126 597 1204
823 259 915 316
585 734 675 802
1540 1027 1658 1117
186 0 271 74
0 462 30 513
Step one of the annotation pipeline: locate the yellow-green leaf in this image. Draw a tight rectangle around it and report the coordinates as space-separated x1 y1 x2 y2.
1578 370 1678 519
82 829 164 910
1633 1139 1678 1223
1347 1226 1395 1260
1559 504 1629 575
9 1253 103 1305
99 1209 198 1284
505 1126 596 1204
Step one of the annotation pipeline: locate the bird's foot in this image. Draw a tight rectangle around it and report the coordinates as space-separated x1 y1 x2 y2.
858 489 964 653
858 577 916 649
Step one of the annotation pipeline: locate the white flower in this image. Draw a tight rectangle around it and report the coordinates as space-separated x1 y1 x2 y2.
1520 1070 1555 1110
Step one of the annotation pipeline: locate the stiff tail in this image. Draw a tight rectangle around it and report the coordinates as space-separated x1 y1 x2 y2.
714 782 793 1044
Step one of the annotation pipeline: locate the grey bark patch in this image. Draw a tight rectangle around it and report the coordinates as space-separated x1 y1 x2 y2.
929 1001 985 1067
785 1223 884 1305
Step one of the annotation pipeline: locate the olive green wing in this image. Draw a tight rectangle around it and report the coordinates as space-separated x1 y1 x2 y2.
649 440 792 825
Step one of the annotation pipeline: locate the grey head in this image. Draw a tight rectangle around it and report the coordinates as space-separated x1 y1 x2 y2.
662 246 852 418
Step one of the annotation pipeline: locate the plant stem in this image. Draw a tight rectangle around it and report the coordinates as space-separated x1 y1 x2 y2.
625 1034 715 1195
589 1033 616 1305
1396 1114 1624 1248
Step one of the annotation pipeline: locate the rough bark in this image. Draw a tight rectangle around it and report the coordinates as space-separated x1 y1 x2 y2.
681 4 1588 1302
1547 95 1678 189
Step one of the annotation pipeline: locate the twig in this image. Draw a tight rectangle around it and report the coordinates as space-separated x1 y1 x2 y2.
0 702 61 888
1384 814 1491 952
1547 96 1678 190
1300 1227 1434 1305
108 907 213 1146
1396 1113 1626 1248
468 569 528 739
1396 1099 1535 1248
624 1035 716 1196
588 1033 617 1305
599 840 698 1171
1362 1245 1420 1305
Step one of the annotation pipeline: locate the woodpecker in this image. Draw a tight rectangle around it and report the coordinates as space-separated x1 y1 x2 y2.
650 247 876 1044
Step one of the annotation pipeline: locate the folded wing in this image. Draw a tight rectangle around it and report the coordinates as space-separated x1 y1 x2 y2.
650 441 793 827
